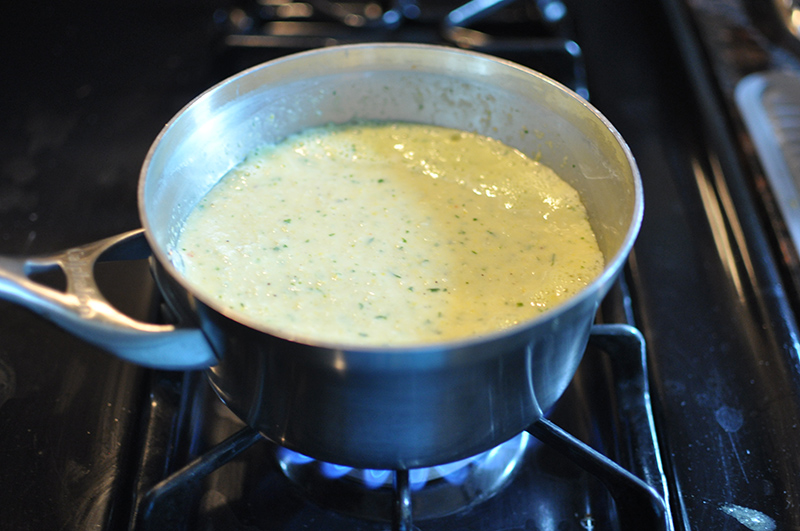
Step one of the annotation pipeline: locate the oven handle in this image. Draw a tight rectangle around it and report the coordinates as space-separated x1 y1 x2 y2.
0 229 217 370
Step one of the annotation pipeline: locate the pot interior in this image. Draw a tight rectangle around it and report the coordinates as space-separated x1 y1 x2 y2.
140 43 641 334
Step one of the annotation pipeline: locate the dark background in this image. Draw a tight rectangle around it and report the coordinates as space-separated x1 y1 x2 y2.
3 0 800 529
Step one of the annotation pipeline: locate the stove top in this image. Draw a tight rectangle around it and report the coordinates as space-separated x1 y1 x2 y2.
212 0 589 97
3 0 800 529
130 324 669 530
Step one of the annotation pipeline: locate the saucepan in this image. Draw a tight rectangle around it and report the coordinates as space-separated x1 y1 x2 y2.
0 43 642 469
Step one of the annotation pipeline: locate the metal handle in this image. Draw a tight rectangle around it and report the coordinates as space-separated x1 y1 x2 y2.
0 229 217 370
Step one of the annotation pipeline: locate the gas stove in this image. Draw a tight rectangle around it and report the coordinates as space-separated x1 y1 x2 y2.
2 0 800 530
126 323 669 530
211 0 588 98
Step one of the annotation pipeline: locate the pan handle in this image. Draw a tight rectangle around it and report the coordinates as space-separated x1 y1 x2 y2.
0 229 217 370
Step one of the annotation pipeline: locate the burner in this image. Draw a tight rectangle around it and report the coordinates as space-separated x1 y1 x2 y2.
213 0 588 97
131 325 671 531
276 432 534 521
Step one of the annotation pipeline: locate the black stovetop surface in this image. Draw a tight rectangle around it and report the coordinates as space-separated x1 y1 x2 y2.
3 0 800 529
130 324 668 530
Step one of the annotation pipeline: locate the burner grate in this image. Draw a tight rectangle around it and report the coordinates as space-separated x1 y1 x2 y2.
130 325 672 531
213 0 587 97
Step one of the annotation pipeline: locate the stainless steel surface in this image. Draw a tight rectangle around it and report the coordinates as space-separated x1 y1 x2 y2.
142 43 642 468
0 229 215 368
736 71 800 261
0 43 642 469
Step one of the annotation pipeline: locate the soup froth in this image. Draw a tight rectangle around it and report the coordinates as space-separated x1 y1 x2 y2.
175 121 604 345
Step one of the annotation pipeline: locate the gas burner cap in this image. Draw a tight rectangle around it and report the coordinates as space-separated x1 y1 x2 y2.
276 431 536 521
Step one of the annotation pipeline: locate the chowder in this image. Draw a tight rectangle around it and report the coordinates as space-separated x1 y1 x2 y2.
176 121 604 345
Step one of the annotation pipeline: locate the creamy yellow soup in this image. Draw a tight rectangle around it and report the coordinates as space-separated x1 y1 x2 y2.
176 122 604 345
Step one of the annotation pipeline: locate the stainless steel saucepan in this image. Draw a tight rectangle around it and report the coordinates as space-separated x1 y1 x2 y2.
0 44 642 469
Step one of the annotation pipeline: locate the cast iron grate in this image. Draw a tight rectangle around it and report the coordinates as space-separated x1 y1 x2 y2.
130 324 672 531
